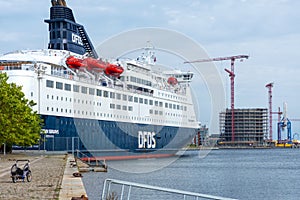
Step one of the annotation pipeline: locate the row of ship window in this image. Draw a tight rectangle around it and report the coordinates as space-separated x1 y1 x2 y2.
46 106 187 125
46 107 131 118
46 102 186 119
45 94 187 119
109 104 133 111
46 95 102 106
157 91 187 102
119 76 152 87
46 92 188 120
46 80 187 111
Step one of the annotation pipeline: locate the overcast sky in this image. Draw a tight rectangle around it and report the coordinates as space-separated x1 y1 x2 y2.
1 0 300 137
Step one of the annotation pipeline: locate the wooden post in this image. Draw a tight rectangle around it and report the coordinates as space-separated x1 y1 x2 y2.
3 143 6 156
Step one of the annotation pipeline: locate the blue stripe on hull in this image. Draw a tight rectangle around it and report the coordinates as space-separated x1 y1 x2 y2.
40 115 195 156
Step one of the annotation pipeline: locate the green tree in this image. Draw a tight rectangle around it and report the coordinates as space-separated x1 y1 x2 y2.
0 73 42 151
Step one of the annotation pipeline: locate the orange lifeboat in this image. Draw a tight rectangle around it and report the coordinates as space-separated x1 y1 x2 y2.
167 77 178 86
66 56 107 71
65 56 85 69
105 64 124 77
83 57 106 71
66 56 124 76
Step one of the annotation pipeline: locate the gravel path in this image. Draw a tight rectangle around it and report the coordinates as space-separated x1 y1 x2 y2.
0 152 66 200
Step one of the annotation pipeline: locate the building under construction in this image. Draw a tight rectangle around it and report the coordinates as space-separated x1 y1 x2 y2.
219 108 268 146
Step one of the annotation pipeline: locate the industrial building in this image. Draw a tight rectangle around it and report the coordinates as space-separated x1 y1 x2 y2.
219 108 268 147
193 124 209 146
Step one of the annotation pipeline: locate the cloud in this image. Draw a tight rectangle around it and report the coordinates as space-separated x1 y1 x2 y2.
1 0 300 123
0 31 21 42
204 31 300 118
157 0 300 45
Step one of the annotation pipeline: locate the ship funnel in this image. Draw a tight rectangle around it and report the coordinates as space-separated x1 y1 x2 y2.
45 0 98 58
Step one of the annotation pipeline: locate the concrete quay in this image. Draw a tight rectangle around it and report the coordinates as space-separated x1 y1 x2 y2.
59 154 88 199
0 152 88 200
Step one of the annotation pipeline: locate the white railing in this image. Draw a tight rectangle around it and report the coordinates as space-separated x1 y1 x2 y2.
102 178 238 200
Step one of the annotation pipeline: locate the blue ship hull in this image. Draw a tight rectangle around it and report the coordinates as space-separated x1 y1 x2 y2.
40 115 195 158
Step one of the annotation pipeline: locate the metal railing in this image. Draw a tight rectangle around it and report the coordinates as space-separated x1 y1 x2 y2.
102 178 238 200
75 149 106 167
75 150 93 164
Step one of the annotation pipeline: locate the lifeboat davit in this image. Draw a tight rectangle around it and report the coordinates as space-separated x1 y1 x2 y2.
105 64 124 77
167 77 178 86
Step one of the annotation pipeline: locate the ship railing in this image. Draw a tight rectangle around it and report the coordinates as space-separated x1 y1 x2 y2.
102 178 238 200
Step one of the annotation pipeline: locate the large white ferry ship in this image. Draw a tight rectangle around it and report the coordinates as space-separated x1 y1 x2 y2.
0 0 199 159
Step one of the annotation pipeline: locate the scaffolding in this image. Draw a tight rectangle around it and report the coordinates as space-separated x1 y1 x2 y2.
219 108 268 147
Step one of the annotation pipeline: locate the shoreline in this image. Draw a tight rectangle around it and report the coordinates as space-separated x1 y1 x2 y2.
186 145 297 150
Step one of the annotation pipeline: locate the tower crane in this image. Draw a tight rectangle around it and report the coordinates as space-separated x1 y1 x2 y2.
272 107 284 143
184 55 249 142
265 82 274 141
265 83 285 144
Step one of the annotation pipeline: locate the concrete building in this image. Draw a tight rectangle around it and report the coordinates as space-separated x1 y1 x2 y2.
219 108 268 147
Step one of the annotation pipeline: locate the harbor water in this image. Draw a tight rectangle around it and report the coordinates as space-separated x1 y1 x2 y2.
82 148 300 200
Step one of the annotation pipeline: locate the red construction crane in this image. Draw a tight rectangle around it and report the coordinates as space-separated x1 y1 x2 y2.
184 55 249 142
265 83 283 142
265 82 274 141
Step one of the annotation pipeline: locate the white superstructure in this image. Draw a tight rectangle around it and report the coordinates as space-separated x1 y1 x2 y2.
1 47 198 129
